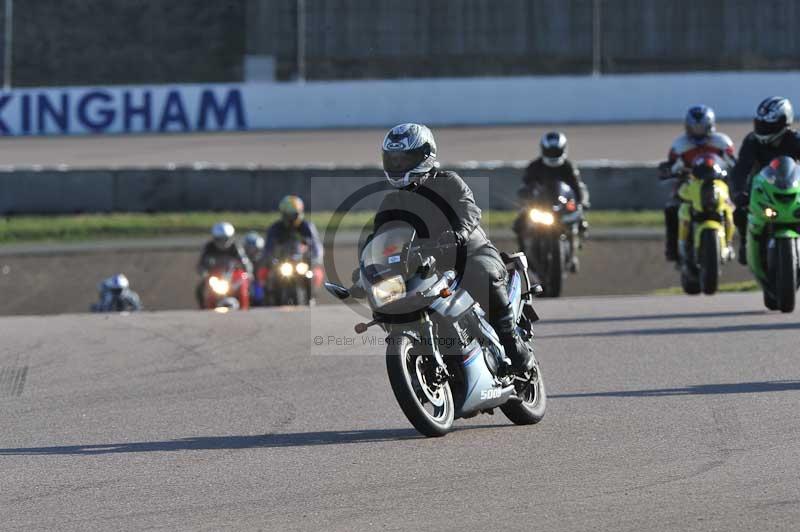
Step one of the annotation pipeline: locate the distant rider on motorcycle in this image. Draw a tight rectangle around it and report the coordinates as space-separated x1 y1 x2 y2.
263 195 323 289
91 273 142 312
661 105 736 262
731 97 800 264
370 123 534 372
677 155 736 261
515 131 590 271
195 222 252 308
243 231 267 306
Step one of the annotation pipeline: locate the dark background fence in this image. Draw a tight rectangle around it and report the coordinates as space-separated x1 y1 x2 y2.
2 0 800 87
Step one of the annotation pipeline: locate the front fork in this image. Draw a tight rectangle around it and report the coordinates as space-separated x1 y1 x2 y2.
420 313 450 382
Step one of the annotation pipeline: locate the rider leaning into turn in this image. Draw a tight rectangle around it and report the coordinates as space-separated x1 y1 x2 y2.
371 123 534 372
516 131 590 270
195 222 252 308
662 105 736 262
731 97 800 264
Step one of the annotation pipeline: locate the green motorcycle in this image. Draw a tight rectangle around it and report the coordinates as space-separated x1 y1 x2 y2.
747 156 800 312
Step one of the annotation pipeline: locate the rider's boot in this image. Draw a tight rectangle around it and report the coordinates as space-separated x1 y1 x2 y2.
494 305 534 372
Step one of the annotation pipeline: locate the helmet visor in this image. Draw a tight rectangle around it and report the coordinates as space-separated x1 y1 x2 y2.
541 145 564 159
382 146 427 175
687 122 711 139
754 118 786 138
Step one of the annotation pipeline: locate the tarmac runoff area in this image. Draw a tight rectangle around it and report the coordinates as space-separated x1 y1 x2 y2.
0 230 754 316
2 293 800 530
0 121 753 169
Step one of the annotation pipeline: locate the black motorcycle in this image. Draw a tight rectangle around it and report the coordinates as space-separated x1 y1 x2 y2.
266 241 314 306
325 220 546 437
516 182 583 297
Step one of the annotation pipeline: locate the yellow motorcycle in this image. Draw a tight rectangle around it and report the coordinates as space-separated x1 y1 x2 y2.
676 156 735 295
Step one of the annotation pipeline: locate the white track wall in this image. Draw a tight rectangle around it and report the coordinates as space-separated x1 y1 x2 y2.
1 71 799 136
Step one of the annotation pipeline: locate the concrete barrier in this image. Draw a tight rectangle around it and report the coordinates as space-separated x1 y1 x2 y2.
0 161 667 214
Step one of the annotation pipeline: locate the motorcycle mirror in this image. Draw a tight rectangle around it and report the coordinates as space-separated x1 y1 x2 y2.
524 284 544 298
324 281 350 300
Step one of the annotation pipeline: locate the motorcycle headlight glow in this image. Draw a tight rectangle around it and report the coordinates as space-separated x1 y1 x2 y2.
279 262 294 277
209 276 230 295
295 262 309 276
371 275 406 307
528 208 555 226
765 207 778 218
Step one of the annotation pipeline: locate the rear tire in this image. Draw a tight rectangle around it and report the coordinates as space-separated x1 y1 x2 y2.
681 270 701 295
699 230 720 295
776 238 797 313
500 357 546 425
385 336 454 437
763 289 779 311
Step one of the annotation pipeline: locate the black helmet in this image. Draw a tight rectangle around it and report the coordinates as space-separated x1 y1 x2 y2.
540 131 567 167
381 123 439 189
754 97 794 144
685 105 715 141
690 154 727 181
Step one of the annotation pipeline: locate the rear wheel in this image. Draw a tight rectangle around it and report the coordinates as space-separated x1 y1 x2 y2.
385 336 454 437
763 289 779 311
680 269 701 295
776 238 797 313
500 356 546 425
699 229 720 295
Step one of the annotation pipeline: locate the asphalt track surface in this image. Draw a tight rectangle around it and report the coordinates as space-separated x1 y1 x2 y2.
0 122 752 169
3 292 800 530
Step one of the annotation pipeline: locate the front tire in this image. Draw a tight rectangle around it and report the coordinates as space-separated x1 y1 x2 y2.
776 238 797 313
500 357 546 425
699 229 720 295
542 237 564 298
385 336 454 437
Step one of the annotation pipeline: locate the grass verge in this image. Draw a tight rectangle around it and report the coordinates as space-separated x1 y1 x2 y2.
0 209 660 244
651 280 759 296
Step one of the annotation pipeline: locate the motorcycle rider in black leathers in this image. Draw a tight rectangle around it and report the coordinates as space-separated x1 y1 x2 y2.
516 131 590 271
661 105 736 261
371 123 534 372
731 97 800 264
195 222 252 308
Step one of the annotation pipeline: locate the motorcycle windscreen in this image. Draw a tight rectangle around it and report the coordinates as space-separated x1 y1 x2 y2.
361 221 416 282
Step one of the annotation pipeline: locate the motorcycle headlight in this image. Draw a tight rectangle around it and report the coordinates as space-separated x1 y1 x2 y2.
209 276 230 295
528 208 555 226
765 207 778 218
371 275 406 307
279 262 294 277
295 262 309 276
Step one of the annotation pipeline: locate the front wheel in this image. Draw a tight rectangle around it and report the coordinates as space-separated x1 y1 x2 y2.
500 357 547 425
776 238 797 313
699 229 720 295
542 237 564 298
385 336 454 437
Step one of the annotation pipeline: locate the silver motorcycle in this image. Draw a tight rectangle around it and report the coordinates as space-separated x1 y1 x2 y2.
325 221 546 437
